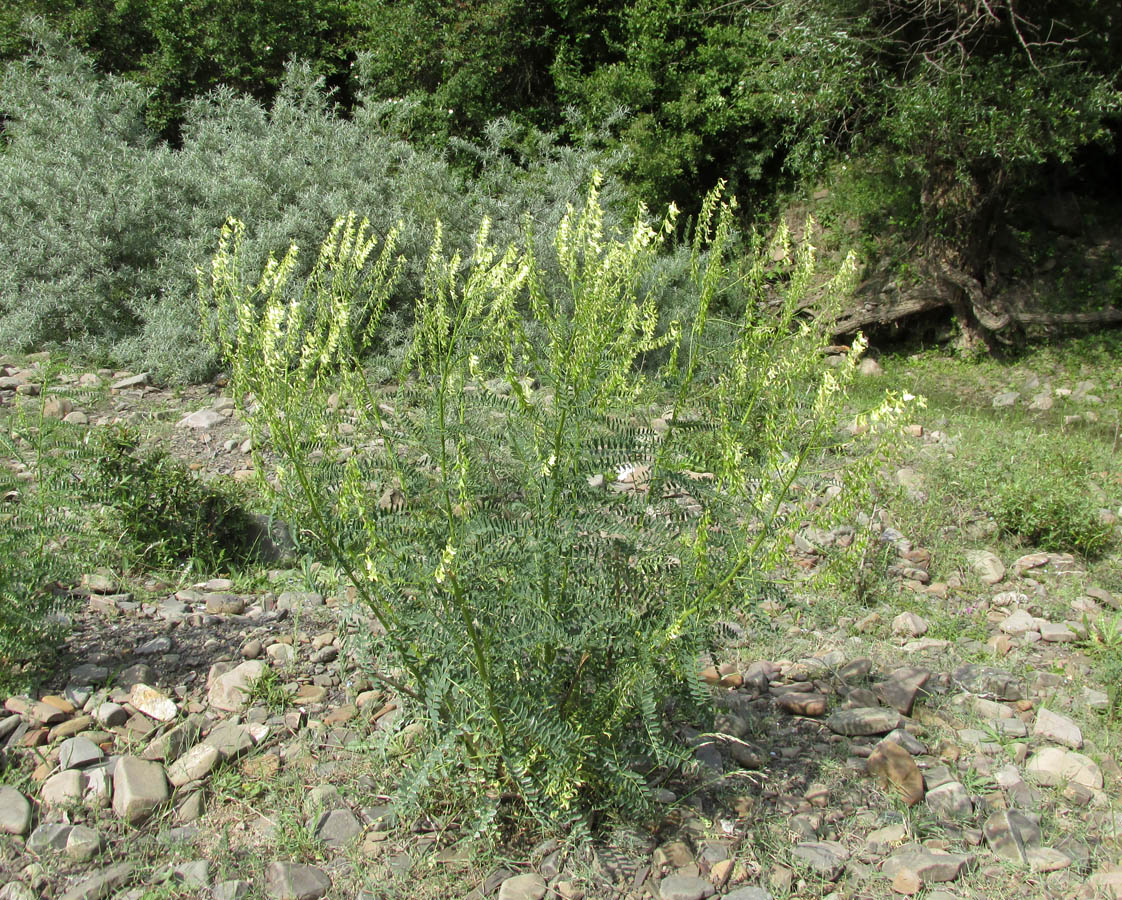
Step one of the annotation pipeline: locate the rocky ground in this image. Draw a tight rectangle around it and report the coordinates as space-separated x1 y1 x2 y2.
1 353 1121 900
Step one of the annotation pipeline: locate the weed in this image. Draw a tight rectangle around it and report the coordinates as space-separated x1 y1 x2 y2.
1082 611 1122 722
208 766 247 802
247 666 294 714
270 810 326 863
989 451 1114 557
0 365 86 687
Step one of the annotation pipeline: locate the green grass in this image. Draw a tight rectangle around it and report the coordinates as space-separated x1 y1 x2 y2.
1080 610 1122 723
246 666 295 713
848 340 1121 573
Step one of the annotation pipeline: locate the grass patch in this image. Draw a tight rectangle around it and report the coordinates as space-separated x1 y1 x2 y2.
848 344 1121 573
246 666 294 714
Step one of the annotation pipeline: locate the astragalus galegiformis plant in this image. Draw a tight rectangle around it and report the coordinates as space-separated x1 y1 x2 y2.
202 177 905 834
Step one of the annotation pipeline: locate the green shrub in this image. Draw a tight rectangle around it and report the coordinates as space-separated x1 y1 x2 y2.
554 0 873 213
0 33 167 364
0 33 626 382
351 0 563 143
922 420 1115 559
2 0 359 138
203 181 904 831
79 426 260 571
1084 612 1122 723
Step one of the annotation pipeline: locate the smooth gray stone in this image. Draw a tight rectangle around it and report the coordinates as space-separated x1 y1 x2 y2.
263 862 331 900
58 862 135 900
27 822 73 854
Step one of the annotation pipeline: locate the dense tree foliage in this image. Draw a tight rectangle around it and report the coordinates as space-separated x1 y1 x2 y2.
830 0 1122 343
1 1 1119 355
2 0 357 136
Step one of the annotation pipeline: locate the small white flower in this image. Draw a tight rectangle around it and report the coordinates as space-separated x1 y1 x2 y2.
434 542 456 584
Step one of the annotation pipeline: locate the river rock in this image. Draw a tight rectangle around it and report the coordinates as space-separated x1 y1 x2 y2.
983 810 1042 864
999 609 1041 636
966 550 1005 584
167 743 221 787
111 373 149 389
892 612 928 637
205 593 245 615
723 890 772 900
58 737 104 770
95 702 129 728
69 663 109 684
129 684 178 722
875 667 930 716
1040 621 1076 642
41 770 86 807
112 757 169 824
776 693 827 716
178 409 226 429
117 663 157 688
952 665 1026 700
925 781 972 818
881 846 972 884
790 841 849 880
498 874 549 900
263 862 331 900
58 861 135 900
1033 708 1082 749
1026 747 1103 789
208 661 266 712
213 881 252 900
172 860 211 888
143 714 204 763
827 707 901 736
311 807 363 849
867 738 924 805
0 786 32 835
65 825 105 862
27 822 72 853
203 720 255 760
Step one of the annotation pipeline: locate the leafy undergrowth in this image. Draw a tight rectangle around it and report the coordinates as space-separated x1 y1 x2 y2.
849 336 1121 570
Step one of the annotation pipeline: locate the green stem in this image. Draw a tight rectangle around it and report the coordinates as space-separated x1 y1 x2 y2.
448 574 509 748
660 422 820 648
275 415 423 702
352 364 405 479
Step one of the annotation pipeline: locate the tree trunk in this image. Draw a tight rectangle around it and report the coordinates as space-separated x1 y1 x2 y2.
831 260 1122 340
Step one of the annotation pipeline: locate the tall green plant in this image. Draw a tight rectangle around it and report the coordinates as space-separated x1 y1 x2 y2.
202 179 904 831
